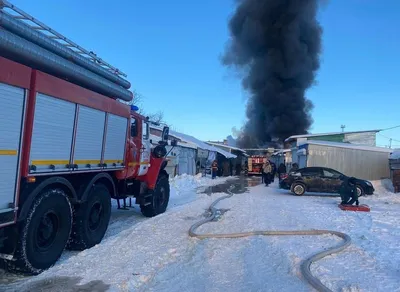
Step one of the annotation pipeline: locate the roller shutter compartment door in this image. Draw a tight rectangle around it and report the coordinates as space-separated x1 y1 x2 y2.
0 83 25 210
73 106 106 170
29 93 75 173
103 114 128 168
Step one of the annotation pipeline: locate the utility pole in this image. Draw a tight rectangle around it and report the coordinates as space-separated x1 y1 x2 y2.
389 138 392 149
341 125 346 132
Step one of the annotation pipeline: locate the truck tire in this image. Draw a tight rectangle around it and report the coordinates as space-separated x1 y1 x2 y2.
141 174 170 217
9 189 72 274
67 184 111 251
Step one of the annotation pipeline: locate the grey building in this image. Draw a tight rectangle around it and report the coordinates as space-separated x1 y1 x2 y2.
296 140 392 181
285 130 381 166
285 130 381 147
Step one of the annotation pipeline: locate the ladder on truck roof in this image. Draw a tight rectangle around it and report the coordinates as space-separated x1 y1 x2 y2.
0 0 127 77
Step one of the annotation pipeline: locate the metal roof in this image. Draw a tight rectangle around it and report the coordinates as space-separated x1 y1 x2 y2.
285 129 381 142
299 140 393 153
149 125 236 159
206 142 247 153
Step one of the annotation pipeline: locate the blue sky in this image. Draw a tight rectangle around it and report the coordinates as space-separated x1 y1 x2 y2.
11 0 400 147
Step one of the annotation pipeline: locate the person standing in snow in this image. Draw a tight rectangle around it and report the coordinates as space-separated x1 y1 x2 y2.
262 160 272 186
211 160 218 179
277 163 287 181
270 161 277 182
289 163 299 173
339 177 359 206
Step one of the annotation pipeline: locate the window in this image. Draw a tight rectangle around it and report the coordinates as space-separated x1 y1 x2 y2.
323 169 342 178
300 168 321 177
131 118 137 137
142 121 149 140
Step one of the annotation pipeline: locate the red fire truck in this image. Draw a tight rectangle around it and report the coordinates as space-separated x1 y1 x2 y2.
0 1 173 274
246 155 268 175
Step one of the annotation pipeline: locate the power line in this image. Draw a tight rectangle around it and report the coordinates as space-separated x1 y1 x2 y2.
378 132 400 143
381 125 400 131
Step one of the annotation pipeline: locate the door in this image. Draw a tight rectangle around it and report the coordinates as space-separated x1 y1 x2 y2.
321 168 343 193
0 83 25 211
299 167 323 192
138 120 151 176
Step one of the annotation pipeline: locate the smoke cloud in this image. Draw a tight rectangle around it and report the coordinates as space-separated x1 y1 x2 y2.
223 0 322 148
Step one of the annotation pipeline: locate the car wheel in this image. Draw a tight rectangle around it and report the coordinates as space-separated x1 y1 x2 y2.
356 185 365 197
291 183 306 196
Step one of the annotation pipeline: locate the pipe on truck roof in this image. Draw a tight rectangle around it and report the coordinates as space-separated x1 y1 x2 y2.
0 12 131 90
0 29 133 102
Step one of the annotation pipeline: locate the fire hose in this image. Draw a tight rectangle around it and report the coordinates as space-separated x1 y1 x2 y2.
189 185 352 292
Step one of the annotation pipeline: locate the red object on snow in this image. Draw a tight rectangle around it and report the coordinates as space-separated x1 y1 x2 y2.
338 204 370 212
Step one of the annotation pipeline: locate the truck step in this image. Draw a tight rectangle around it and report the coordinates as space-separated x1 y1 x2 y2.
136 193 153 207
0 209 14 225
0 252 14 261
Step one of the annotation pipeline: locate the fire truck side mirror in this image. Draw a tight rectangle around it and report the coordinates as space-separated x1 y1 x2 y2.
171 139 178 147
162 126 169 142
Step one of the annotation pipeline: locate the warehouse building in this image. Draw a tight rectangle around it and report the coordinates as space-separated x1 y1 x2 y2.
296 140 392 181
206 141 248 175
285 129 381 147
285 129 382 167
150 126 235 176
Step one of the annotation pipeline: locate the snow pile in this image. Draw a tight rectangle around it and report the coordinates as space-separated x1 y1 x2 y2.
365 179 400 204
372 178 395 194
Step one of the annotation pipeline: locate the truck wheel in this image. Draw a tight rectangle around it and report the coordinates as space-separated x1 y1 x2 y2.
141 175 170 217
67 184 111 251
291 183 306 196
10 189 72 274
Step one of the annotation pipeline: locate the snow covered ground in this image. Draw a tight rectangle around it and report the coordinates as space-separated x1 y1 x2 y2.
1 175 399 292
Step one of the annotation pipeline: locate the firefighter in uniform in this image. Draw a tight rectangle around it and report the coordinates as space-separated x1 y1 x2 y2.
339 177 359 206
211 160 218 179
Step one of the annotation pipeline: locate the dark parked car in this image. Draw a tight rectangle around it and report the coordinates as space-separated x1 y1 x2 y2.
279 167 374 196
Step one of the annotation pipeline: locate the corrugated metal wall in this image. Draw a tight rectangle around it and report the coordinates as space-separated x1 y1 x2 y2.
306 144 390 180
344 132 376 146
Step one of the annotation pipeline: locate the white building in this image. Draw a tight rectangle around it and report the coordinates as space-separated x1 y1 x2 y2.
150 126 235 177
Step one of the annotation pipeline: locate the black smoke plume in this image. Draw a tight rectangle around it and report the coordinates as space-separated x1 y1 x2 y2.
223 0 322 148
